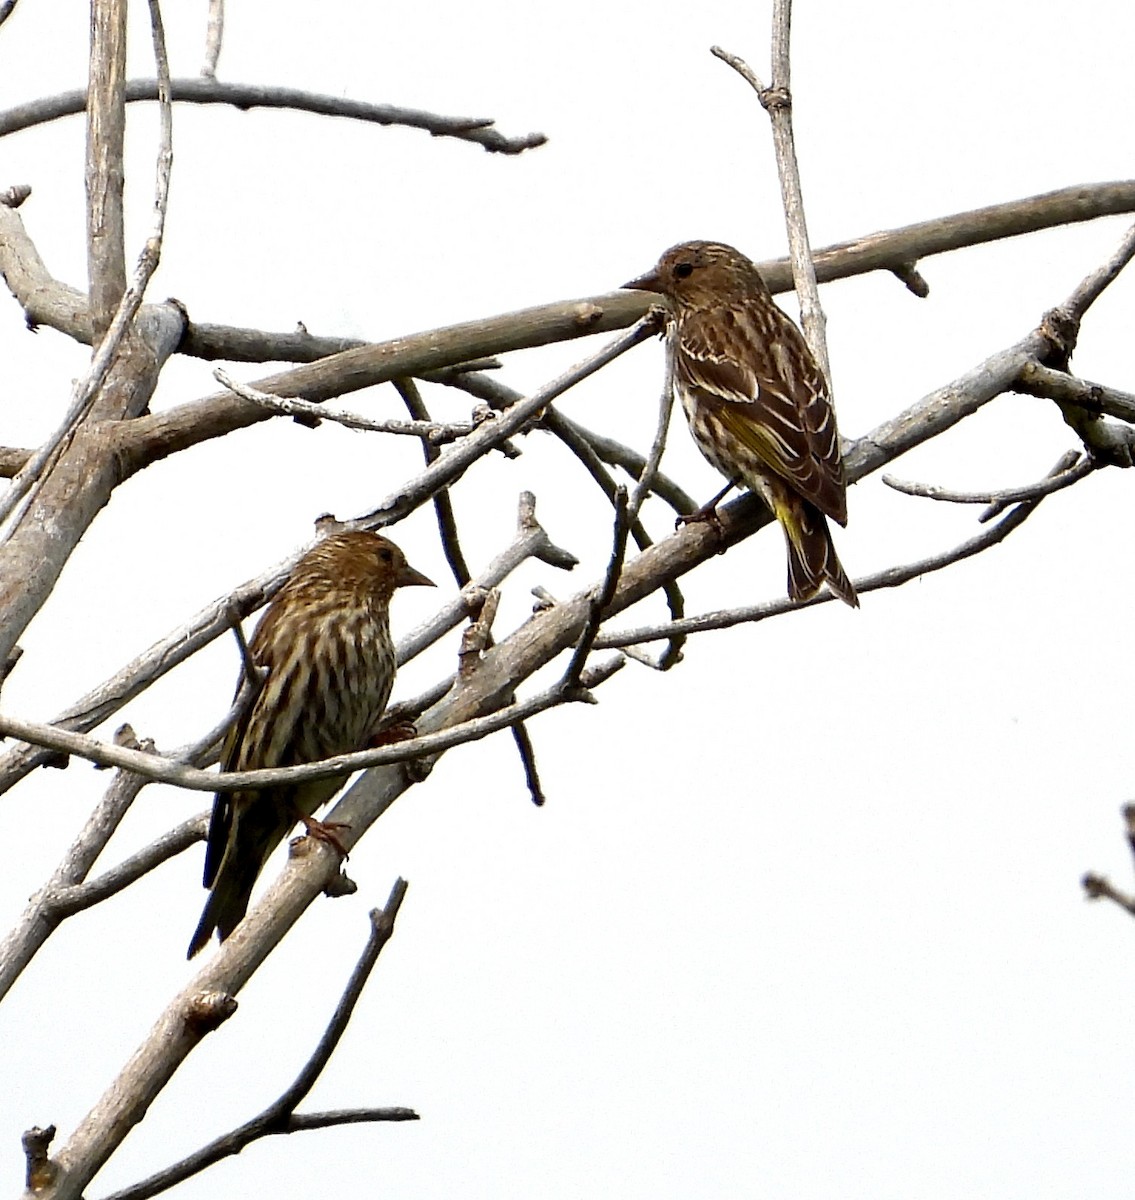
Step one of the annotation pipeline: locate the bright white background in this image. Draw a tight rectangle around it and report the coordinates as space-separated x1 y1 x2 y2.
2 2 1134 1197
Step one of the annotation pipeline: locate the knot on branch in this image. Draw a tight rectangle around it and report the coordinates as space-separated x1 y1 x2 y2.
1037 305 1080 370
185 989 238 1034
759 86 792 112
324 868 358 899
23 1124 58 1191
570 302 604 329
1 184 31 209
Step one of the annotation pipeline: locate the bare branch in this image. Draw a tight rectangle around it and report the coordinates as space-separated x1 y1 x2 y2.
1082 872 1135 915
596 498 1030 645
509 722 546 807
0 492 575 796
113 296 649 471
10 186 1135 369
594 452 1080 650
0 0 138 534
1123 803 1135 873
0 677 246 998
882 451 1096 516
0 1 181 666
805 182 1135 292
33 312 1096 1193
625 323 676 526
562 486 630 691
1015 362 1135 425
441 366 695 515
458 588 501 679
440 366 689 666
713 2 834 389
1082 804 1135 917
0 224 1108 800
23 1127 57 1192
1061 217 1135 323
394 378 473 585
52 814 207 918
100 882 416 1200
0 78 546 155
215 368 476 443
351 319 656 526
201 0 223 78
0 664 624 794
86 0 128 335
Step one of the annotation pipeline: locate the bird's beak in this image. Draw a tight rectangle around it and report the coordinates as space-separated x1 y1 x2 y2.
621 267 662 293
397 563 435 589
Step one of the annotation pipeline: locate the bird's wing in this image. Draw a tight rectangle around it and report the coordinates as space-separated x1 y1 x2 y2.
201 605 301 888
677 304 847 525
200 667 261 889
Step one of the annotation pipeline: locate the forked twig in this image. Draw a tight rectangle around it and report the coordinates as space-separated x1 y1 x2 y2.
100 881 417 1200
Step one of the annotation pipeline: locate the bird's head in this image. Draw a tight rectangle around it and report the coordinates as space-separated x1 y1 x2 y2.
300 530 435 599
622 241 767 309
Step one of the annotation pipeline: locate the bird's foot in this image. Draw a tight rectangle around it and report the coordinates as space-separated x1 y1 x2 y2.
370 720 418 746
297 814 350 859
676 503 726 547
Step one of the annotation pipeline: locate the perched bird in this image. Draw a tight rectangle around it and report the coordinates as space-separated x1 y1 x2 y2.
188 530 434 958
623 241 858 607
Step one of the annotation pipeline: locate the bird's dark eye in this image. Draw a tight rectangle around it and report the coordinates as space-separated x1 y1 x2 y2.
674 261 694 279
379 548 394 563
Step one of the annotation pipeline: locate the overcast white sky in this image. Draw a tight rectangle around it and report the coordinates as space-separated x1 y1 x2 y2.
2 2 1135 1197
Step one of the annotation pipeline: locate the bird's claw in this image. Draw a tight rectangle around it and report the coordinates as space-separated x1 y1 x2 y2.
676 505 726 545
297 815 350 859
370 720 418 746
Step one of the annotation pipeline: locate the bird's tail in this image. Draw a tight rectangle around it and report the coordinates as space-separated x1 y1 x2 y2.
775 492 858 608
187 868 257 958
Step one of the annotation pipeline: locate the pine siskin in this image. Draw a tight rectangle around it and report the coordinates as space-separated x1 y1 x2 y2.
623 241 857 607
187 530 434 957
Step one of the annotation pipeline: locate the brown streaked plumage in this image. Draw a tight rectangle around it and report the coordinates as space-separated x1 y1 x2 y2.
623 240 857 607
187 530 434 958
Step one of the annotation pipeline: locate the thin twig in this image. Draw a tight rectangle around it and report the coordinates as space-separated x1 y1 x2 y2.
215 369 476 443
0 1 173 536
52 814 208 917
625 323 676 525
1082 873 1135 915
201 0 223 78
553 413 696 515
882 451 1095 518
509 723 545 807
561 488 631 691
457 588 500 678
402 378 547 804
0 78 547 155
0 666 623 795
595 454 1078 649
396 491 576 665
444 367 695 514
0 493 576 795
712 6 833 389
352 317 657 525
100 881 416 1200
1062 218 1135 323
0 703 234 1000
440 367 689 667
1014 361 1135 425
394 379 473 585
1123 803 1135 872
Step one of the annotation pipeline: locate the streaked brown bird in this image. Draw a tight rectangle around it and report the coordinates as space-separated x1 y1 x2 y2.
187 530 434 958
623 241 858 607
